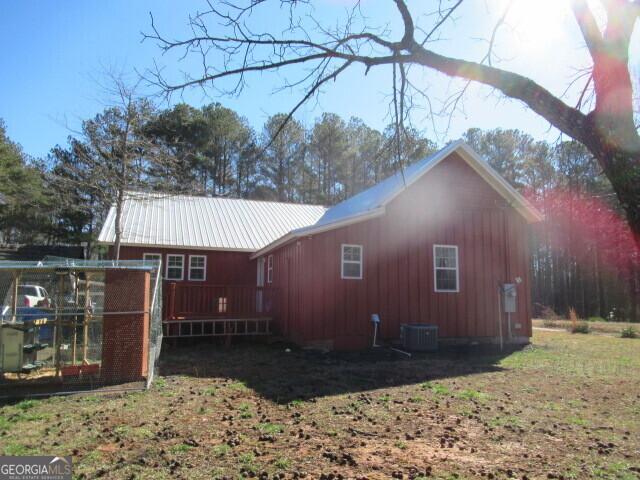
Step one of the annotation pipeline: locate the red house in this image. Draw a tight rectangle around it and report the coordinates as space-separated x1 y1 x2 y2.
98 141 543 350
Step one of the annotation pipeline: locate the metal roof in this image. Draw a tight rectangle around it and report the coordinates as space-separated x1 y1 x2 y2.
97 193 327 252
306 140 543 231
252 141 544 258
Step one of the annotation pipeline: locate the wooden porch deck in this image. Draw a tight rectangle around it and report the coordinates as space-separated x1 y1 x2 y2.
162 284 277 338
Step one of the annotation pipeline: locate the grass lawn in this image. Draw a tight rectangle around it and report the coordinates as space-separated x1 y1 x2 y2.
532 319 638 336
1 330 639 479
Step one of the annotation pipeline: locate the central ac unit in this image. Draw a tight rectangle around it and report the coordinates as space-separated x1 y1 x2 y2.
400 324 438 352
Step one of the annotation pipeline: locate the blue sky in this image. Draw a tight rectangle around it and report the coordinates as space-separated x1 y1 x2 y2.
2 0 632 159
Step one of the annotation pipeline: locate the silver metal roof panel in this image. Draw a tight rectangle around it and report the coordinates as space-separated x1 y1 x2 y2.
97 193 326 251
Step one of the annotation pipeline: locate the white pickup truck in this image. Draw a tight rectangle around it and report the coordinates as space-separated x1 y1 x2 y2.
1 285 51 315
16 285 51 308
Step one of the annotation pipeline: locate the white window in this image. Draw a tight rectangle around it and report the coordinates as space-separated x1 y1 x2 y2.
434 245 459 292
267 255 274 283
218 297 228 313
143 253 162 266
166 254 184 280
188 255 206 281
341 244 363 279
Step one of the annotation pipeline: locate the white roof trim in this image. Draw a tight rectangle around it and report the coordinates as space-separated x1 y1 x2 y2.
252 141 543 258
453 142 544 224
96 240 258 253
251 207 385 259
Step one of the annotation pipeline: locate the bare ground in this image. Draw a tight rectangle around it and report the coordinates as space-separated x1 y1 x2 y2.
1 330 639 480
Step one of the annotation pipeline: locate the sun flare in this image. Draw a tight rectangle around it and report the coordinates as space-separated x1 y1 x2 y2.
493 0 571 53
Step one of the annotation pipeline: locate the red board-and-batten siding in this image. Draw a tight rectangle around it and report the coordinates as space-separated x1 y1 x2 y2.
116 247 259 322
261 152 533 350
116 246 256 285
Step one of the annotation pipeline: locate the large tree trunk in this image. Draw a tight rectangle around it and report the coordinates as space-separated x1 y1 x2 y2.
594 247 606 318
602 150 640 250
630 267 639 323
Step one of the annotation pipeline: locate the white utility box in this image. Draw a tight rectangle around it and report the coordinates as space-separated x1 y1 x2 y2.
1 326 24 374
502 283 517 313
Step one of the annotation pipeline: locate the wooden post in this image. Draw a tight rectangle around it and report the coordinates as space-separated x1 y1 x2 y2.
54 273 64 379
82 273 91 364
168 283 177 321
71 271 79 365
11 271 20 323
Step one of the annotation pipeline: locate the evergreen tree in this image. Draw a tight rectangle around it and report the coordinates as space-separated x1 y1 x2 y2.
259 114 307 202
0 120 50 243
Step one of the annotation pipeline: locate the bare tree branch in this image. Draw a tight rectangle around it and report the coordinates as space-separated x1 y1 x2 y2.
143 0 640 244
571 0 604 59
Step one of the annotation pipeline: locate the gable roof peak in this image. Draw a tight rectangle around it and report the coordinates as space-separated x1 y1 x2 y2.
252 141 543 258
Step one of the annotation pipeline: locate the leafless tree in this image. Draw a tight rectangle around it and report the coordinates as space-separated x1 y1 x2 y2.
144 0 640 246
59 74 181 259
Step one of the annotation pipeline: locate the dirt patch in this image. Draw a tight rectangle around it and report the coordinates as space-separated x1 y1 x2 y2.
0 330 639 479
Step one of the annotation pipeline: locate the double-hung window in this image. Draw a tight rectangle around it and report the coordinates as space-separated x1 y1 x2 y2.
188 255 206 281
433 245 459 292
143 253 162 265
341 244 363 279
166 254 184 281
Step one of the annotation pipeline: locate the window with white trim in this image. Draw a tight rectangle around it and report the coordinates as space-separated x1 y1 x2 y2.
166 254 184 280
218 297 228 313
434 245 459 292
188 255 206 281
267 255 274 283
341 244 363 279
143 253 161 265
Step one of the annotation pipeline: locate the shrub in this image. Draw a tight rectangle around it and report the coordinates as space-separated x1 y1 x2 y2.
571 322 591 334
540 305 561 320
620 326 638 339
568 307 589 334
568 307 579 322
587 316 606 323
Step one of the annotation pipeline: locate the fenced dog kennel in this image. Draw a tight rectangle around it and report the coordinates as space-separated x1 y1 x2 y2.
0 259 162 398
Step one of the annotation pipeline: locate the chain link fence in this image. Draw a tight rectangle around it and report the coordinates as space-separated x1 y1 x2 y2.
0 259 162 398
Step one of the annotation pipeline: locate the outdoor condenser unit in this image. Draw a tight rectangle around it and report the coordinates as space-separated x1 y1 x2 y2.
400 324 438 352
